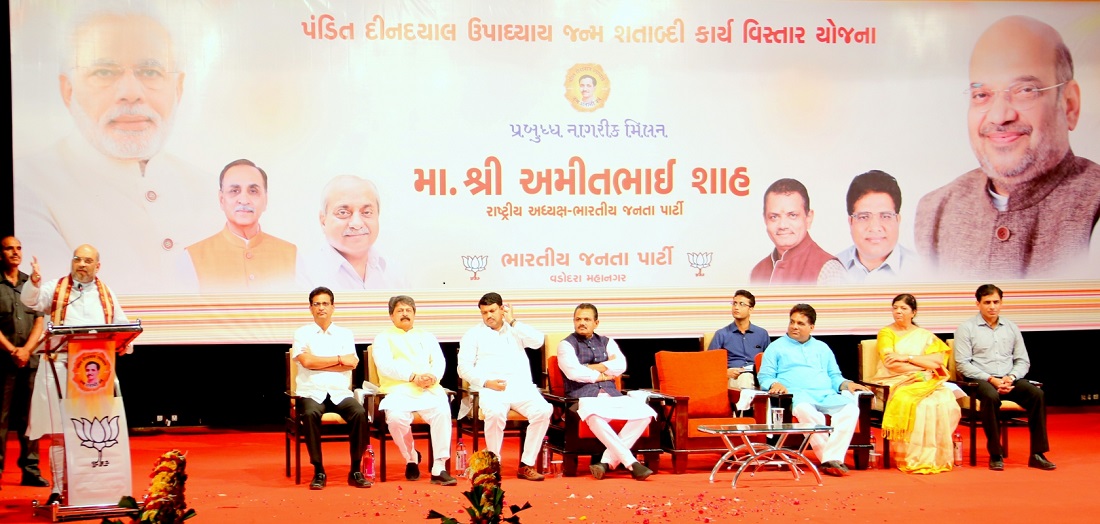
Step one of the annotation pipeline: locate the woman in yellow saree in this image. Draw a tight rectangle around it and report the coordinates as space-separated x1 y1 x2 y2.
871 294 961 474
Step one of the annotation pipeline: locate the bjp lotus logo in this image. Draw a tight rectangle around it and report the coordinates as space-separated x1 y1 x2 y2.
687 252 713 277
72 416 121 467
462 255 489 280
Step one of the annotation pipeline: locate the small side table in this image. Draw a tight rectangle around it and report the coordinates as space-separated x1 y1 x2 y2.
697 423 833 488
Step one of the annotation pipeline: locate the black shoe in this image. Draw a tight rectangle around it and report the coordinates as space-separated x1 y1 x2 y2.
430 470 458 486
820 461 848 477
1028 453 1056 471
348 471 372 488
21 474 50 487
309 472 327 490
630 462 653 481
46 492 62 506
989 456 1005 471
837 462 850 473
405 451 421 481
589 462 609 480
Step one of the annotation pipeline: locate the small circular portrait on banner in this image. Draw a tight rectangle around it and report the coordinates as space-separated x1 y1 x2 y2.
73 353 110 392
565 64 610 112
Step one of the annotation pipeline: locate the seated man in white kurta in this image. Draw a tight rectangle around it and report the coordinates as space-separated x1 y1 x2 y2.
372 295 456 486
457 292 551 482
557 303 655 481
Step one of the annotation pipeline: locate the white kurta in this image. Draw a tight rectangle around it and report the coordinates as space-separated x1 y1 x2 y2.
457 320 550 465
556 337 655 421
291 322 357 404
14 135 222 295
372 325 449 412
20 277 130 439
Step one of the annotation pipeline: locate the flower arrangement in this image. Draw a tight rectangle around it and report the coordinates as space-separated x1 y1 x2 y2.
103 449 196 524
427 450 531 524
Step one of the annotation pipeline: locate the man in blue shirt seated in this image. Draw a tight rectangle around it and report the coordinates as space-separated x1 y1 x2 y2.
758 303 870 477
708 289 770 389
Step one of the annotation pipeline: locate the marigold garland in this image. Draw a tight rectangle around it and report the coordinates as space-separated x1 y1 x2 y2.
103 449 196 524
427 450 531 524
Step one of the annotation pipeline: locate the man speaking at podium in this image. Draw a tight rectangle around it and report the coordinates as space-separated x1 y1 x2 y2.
20 244 128 506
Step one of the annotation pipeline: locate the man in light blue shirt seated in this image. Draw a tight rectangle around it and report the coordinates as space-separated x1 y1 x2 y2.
757 303 869 477
835 170 925 283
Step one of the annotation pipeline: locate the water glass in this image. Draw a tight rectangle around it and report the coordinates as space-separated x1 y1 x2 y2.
770 407 785 426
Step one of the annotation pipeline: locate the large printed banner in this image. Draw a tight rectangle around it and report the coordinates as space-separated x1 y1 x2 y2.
10 1 1100 343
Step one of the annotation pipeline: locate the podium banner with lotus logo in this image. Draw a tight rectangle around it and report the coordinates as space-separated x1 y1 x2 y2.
61 342 132 507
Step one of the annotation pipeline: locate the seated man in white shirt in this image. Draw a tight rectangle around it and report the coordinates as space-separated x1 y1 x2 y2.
292 286 371 490
372 295 456 485
457 292 551 481
556 303 656 480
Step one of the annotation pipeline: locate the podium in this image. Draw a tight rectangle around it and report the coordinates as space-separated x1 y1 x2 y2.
30 321 145 522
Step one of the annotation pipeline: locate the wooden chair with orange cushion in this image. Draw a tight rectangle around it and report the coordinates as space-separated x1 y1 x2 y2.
542 354 666 476
652 350 768 474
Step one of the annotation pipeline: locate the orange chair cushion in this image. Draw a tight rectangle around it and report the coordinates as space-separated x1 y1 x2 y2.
548 356 566 396
655 350 730 418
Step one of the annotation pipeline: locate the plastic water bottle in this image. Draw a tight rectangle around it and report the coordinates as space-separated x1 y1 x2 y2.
540 436 551 474
953 430 963 466
869 432 879 469
455 438 468 476
362 444 376 481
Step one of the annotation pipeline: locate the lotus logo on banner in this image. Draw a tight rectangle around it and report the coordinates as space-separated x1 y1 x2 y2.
462 255 489 280
687 252 713 277
72 416 121 467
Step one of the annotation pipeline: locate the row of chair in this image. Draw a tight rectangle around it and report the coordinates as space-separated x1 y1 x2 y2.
286 333 883 482
286 344 531 483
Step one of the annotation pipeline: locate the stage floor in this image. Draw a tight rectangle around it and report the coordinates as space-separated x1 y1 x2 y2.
2 409 1098 523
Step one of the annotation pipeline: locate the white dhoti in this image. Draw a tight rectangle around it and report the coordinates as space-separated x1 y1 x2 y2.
379 390 452 475
579 394 657 469
792 397 860 465
477 383 551 466
27 354 67 495
28 354 67 440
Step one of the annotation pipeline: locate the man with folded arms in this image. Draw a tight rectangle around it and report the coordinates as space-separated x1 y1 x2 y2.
372 295 456 486
557 303 655 480
291 286 371 490
458 292 551 481
954 284 1055 471
758 303 870 477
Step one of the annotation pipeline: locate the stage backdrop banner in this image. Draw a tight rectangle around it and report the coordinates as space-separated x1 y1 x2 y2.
10 1 1100 343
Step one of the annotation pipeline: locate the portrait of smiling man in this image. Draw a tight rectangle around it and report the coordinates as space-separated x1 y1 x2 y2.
298 175 407 290
836 170 925 282
183 159 297 293
915 15 1100 279
750 178 845 285
13 4 220 293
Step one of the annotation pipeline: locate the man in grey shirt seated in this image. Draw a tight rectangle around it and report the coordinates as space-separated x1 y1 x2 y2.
953 284 1055 471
